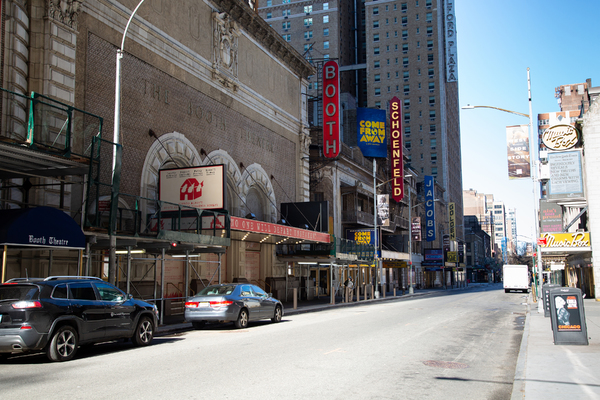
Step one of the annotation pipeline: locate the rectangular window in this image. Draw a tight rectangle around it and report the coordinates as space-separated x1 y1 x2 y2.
267 12 272 19
403 71 409 80
323 15 329 23
430 138 437 149
426 12 432 22
428 53 434 64
267 0 272 5
403 57 409 67
374 47 380 55
402 43 408 53
428 68 434 77
406 141 411 149
282 21 291 29
374 87 381 95
430 124 436 132
429 110 436 119
404 84 410 94
427 40 433 50
431 153 437 161
284 34 291 41
373 20 380 28
402 30 408 38
429 96 435 105
374 74 381 82
304 5 312 13
405 126 411 135
402 16 408 25
374 33 380 42
323 28 329 36
427 26 433 36
304 31 313 39
374 61 380 68
404 99 410 108
304 18 313 26
404 112 411 122
401 3 408 11
429 82 435 91
373 7 379 15
304 44 311 51
283 9 291 16
323 2 329 10
324 41 329 49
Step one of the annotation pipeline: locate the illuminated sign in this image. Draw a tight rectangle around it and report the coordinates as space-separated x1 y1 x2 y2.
346 229 375 246
389 96 404 202
424 176 436 241
449 202 456 241
539 232 590 252
323 60 340 158
444 0 457 82
357 108 387 158
542 124 580 151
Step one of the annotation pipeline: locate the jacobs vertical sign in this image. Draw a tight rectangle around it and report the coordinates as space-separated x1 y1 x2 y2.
323 60 340 158
389 96 404 201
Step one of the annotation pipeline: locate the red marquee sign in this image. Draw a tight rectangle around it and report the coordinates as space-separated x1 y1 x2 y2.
231 217 331 243
323 60 340 158
390 96 404 201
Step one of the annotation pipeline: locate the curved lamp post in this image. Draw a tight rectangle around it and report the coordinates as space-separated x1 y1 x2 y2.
461 68 543 313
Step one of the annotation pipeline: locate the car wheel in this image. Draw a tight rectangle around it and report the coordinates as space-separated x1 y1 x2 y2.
235 309 248 329
132 316 154 346
192 321 205 329
47 325 78 362
271 305 282 323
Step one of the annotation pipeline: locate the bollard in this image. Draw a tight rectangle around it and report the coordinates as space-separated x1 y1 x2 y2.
293 287 298 310
393 287 396 297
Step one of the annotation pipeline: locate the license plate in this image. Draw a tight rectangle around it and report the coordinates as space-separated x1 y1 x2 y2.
199 302 209 308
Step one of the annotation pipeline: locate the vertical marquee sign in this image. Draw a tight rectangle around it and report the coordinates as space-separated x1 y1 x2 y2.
424 175 436 241
390 96 404 201
323 60 340 158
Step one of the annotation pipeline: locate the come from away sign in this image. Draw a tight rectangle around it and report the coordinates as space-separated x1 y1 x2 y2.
357 107 387 158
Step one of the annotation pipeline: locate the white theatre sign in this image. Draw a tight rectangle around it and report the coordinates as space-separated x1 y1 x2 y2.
159 165 225 211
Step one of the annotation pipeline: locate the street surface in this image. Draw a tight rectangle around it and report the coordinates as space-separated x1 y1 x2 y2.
1 284 527 399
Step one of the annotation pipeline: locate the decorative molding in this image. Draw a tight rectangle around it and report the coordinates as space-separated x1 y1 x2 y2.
211 0 315 79
47 0 83 30
212 11 239 90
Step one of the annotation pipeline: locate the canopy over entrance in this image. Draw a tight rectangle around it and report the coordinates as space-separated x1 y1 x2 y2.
0 206 85 250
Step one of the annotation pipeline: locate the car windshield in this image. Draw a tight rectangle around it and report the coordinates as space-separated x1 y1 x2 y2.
0 285 39 302
198 285 236 296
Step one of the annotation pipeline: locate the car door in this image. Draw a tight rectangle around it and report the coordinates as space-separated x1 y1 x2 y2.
94 282 135 339
251 285 275 319
239 285 261 320
68 282 107 341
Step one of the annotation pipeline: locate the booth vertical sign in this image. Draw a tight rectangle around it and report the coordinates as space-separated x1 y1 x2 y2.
390 96 403 201
323 60 340 158
425 175 436 241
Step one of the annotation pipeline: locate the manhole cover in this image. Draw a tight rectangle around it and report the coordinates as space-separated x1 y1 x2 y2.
423 360 469 369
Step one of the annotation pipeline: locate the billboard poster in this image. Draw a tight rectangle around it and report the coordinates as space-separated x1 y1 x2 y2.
346 229 375 246
423 248 443 266
444 0 457 82
540 201 563 233
377 194 390 226
323 60 340 158
411 217 421 241
554 294 582 332
506 125 531 179
159 165 225 211
389 96 404 202
548 151 584 201
357 108 387 158
424 175 436 241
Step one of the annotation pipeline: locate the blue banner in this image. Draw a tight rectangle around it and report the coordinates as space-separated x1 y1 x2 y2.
357 108 387 158
424 176 436 242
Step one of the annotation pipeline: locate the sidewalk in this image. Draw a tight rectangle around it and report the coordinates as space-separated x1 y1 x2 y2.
511 294 600 399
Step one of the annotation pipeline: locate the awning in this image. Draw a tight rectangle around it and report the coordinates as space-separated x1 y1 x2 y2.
0 206 85 250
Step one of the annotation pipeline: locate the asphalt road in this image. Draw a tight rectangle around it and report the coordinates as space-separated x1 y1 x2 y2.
1 284 527 400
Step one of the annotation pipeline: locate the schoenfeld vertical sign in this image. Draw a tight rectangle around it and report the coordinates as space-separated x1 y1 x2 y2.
323 60 340 158
389 96 403 201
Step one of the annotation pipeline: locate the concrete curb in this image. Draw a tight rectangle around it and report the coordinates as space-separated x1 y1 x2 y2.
511 294 532 400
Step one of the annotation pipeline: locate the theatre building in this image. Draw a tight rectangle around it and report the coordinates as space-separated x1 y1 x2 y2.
0 0 339 319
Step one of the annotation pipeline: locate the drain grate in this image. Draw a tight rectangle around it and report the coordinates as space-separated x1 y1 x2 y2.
423 360 469 369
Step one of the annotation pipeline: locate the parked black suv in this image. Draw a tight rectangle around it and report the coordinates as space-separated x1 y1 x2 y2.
0 276 159 362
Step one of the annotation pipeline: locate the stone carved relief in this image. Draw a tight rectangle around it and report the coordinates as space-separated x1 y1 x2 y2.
47 0 82 30
212 12 239 90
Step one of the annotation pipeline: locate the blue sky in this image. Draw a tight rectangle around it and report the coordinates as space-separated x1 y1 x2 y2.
456 0 599 242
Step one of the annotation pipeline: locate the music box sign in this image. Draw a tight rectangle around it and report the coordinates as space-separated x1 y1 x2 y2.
542 124 580 151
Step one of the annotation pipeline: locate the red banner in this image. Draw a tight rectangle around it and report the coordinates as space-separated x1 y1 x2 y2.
389 96 404 201
323 60 340 158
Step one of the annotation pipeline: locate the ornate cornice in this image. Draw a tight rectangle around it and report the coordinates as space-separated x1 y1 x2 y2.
211 0 316 79
47 0 83 30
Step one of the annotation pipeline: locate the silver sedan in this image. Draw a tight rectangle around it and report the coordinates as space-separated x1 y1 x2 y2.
184 283 283 329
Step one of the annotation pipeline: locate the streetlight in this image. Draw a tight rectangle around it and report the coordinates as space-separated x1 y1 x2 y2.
109 0 146 284
462 68 543 313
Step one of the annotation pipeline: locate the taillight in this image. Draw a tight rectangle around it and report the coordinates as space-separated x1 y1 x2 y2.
11 301 42 309
209 301 233 308
20 325 33 330
185 302 199 309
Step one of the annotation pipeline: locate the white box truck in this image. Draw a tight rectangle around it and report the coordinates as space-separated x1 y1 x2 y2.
503 264 530 293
